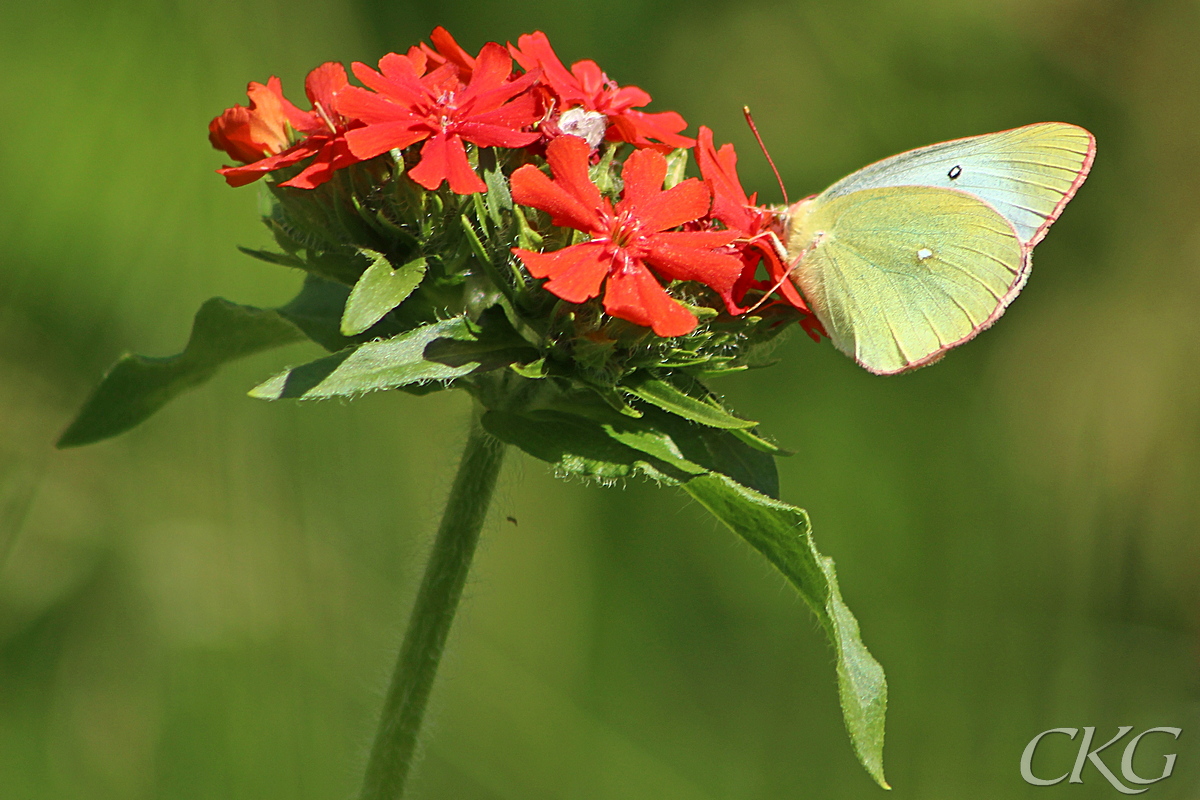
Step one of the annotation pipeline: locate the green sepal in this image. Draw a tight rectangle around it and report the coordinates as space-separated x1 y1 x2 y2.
57 297 307 448
621 370 757 430
340 250 427 336
682 474 889 789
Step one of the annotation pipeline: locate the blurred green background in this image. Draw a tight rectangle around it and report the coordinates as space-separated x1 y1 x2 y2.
2 0 1197 797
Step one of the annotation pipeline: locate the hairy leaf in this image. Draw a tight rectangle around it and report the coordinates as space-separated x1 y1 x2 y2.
621 370 757 429
250 317 478 400
481 409 688 483
683 474 889 789
58 298 306 447
341 251 427 335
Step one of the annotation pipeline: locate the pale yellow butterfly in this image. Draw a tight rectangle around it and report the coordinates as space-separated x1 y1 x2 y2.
786 122 1094 374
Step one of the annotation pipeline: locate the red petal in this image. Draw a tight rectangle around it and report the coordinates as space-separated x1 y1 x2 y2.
643 235 743 292
568 60 608 104
608 110 694 149
510 163 606 233
604 84 652 113
336 85 420 126
619 176 710 232
510 136 609 232
280 136 361 189
697 126 755 231
304 62 349 122
218 141 318 187
602 263 698 337
209 107 266 163
405 46 429 76
455 122 540 148
618 146 668 211
344 120 428 159
652 230 738 249
461 69 540 118
463 92 540 131
459 43 512 99
261 76 318 136
350 60 424 106
408 133 486 194
427 26 476 74
379 52 422 82
545 135 607 215
510 32 581 102
758 241 808 309
514 242 610 302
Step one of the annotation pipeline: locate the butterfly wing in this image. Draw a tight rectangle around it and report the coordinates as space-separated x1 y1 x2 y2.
788 186 1027 375
819 122 1094 246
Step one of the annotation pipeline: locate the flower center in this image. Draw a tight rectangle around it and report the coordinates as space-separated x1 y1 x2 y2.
609 213 642 249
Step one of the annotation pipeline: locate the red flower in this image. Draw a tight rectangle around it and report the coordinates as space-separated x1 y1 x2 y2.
509 32 694 150
418 26 477 80
211 63 361 189
510 135 743 337
208 65 359 189
209 77 298 166
336 43 541 195
695 126 816 325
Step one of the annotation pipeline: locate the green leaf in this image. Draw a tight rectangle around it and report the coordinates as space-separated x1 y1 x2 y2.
276 275 355 352
663 147 690 189
480 409 688 484
621 371 757 429
663 419 780 498
509 357 547 379
599 424 708 477
602 406 779 498
250 317 479 400
683 474 889 789
427 306 540 372
727 426 793 456
58 298 307 448
538 393 779 498
513 206 543 251
481 152 514 226
236 246 308 270
340 251 427 336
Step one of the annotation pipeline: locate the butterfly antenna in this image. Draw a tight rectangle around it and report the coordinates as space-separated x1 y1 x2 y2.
743 106 788 205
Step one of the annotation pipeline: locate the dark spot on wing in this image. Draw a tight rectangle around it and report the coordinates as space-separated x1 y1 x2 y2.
948 165 963 180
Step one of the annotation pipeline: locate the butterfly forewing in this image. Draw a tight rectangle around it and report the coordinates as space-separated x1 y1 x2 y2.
819 123 1094 246
788 186 1027 374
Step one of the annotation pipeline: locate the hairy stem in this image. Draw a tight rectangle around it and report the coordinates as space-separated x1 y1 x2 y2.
359 410 506 800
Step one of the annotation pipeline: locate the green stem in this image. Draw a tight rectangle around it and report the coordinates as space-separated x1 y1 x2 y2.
359 409 506 800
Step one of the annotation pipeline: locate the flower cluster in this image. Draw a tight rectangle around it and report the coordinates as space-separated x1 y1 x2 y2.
209 27 819 342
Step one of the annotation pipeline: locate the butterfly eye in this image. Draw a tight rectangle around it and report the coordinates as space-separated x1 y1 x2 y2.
948 165 963 180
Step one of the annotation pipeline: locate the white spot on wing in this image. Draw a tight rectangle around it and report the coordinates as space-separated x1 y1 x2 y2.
917 248 933 261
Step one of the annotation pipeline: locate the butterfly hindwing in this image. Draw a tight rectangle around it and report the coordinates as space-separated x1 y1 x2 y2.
788 186 1027 375
818 122 1094 246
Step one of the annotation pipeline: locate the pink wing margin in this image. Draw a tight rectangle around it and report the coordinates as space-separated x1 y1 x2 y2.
1026 123 1097 249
